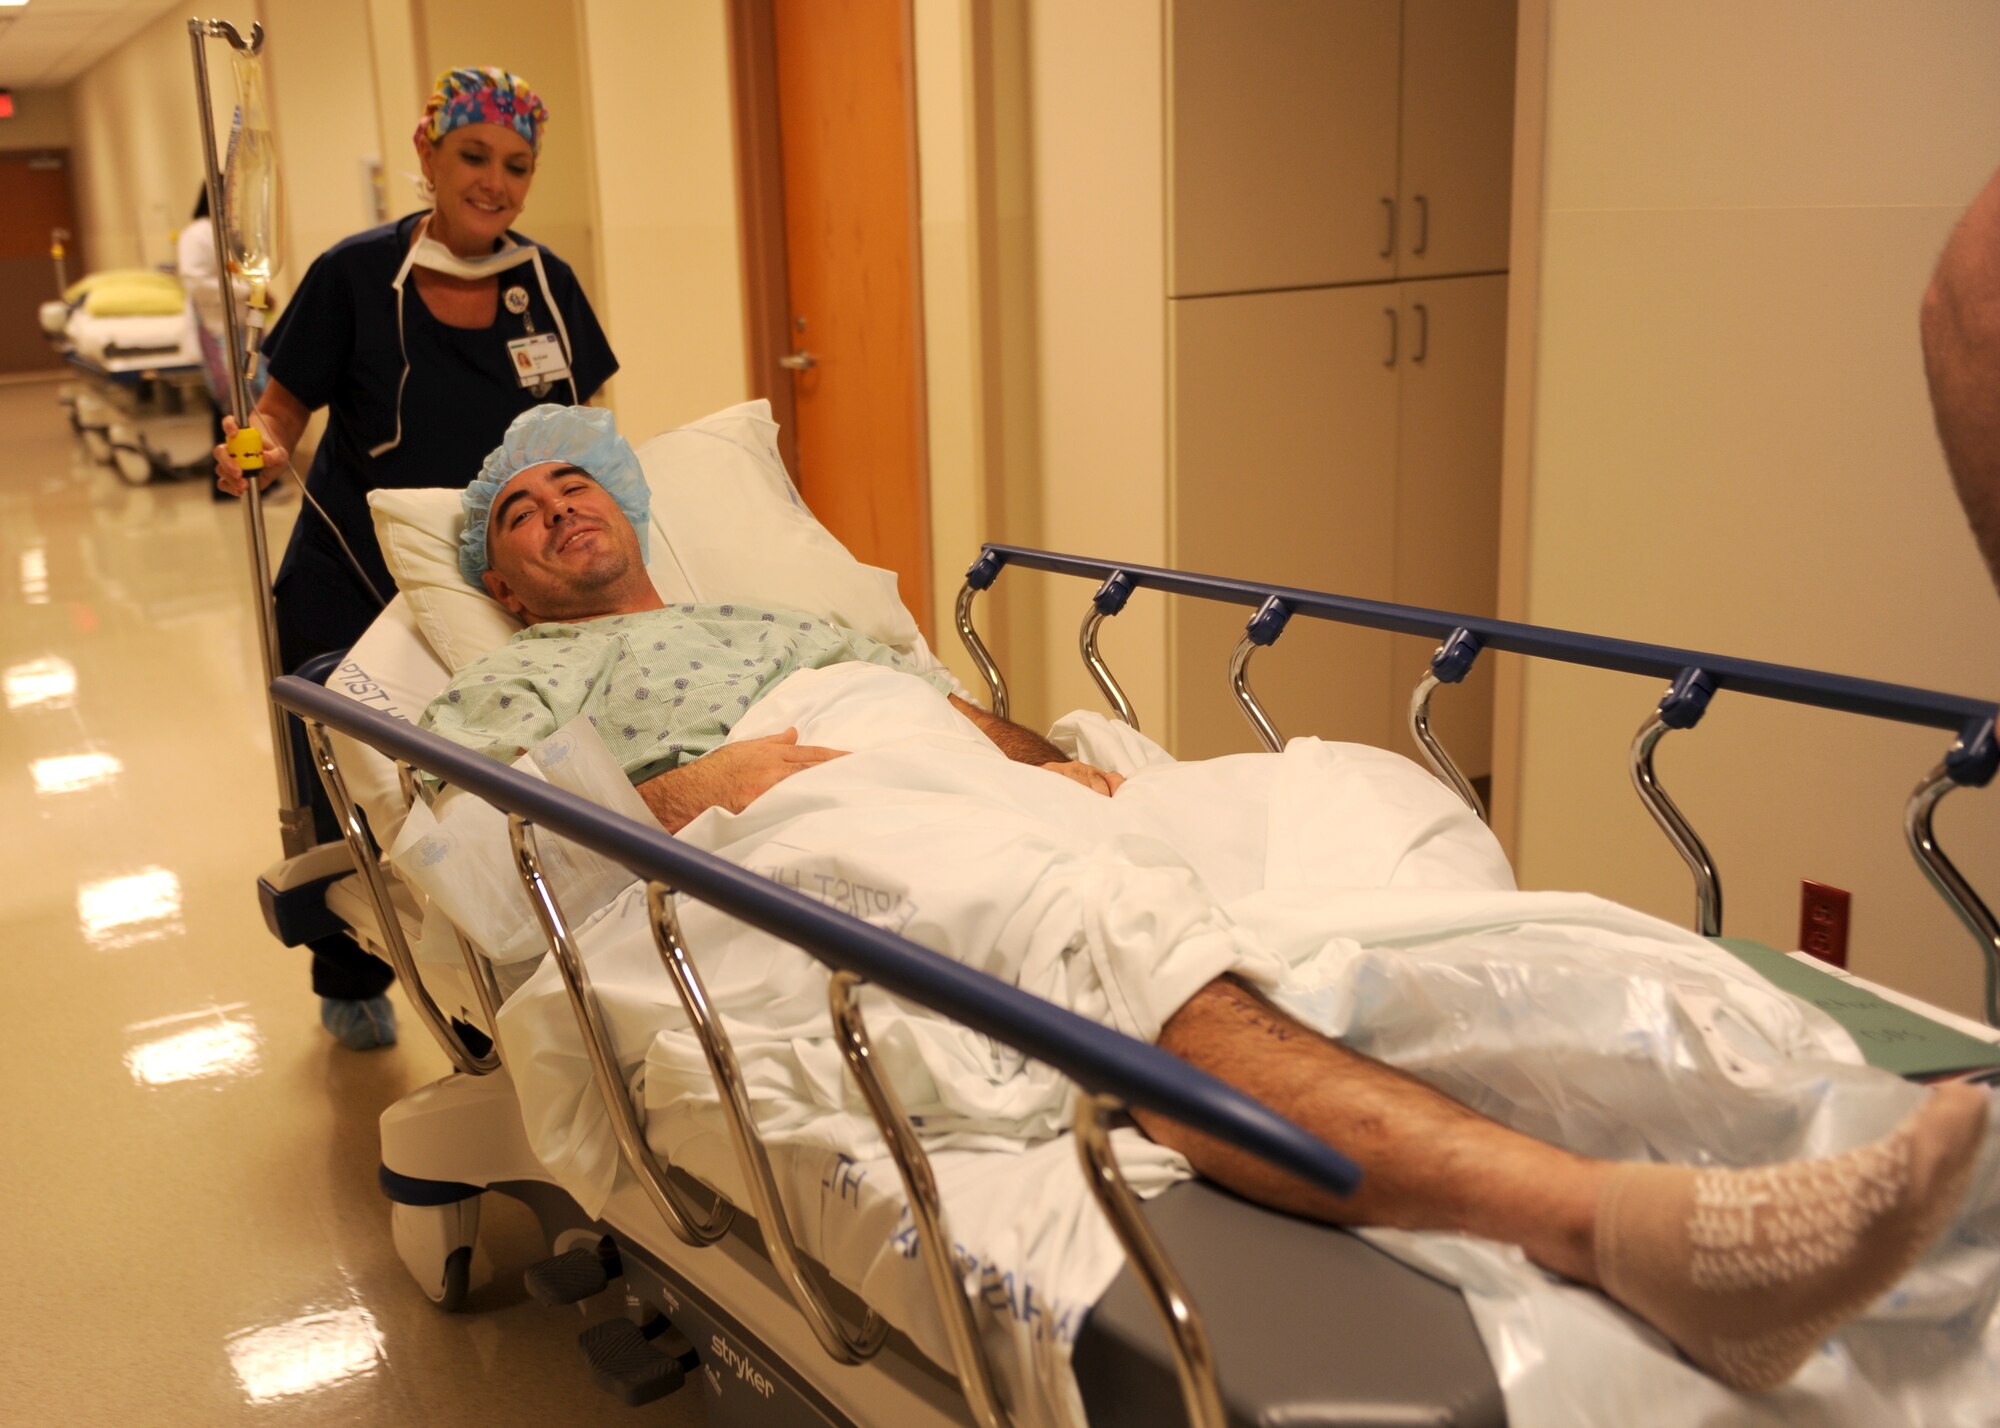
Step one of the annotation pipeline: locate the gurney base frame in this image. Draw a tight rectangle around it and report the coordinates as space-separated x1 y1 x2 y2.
378 1069 977 1427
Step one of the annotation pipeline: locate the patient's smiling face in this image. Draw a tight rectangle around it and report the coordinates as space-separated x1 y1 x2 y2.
481 462 663 624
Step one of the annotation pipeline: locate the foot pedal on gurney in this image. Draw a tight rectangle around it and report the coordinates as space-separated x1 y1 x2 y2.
578 1316 699 1406
525 1239 622 1307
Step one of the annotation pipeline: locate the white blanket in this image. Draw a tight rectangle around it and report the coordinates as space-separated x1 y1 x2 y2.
485 664 2000 1428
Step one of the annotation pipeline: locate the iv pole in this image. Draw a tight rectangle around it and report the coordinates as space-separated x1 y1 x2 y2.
188 17 311 857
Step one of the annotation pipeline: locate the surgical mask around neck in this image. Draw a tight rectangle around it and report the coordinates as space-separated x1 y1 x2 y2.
405 217 540 281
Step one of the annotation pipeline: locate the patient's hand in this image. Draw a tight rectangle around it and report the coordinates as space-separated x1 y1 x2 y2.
637 728 847 833
1038 760 1124 797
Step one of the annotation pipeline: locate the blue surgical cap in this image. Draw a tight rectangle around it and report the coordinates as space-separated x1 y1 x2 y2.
459 404 650 587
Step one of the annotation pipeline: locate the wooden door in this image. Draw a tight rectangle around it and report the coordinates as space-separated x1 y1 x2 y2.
1385 274 1508 778
1168 0 1402 296
0 151 79 375
1169 285 1403 759
1398 0 1517 278
763 0 931 635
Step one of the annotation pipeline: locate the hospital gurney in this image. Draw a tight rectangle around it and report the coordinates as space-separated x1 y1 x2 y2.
42 272 212 484
258 523 2000 1426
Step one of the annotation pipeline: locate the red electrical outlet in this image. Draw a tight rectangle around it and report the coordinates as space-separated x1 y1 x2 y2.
1798 881 1851 969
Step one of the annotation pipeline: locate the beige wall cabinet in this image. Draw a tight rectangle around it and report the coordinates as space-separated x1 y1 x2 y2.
1167 0 1515 298
1398 0 1517 281
1168 274 1507 768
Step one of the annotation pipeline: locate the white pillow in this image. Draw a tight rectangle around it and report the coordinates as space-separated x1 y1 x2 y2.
368 399 920 671
634 401 921 649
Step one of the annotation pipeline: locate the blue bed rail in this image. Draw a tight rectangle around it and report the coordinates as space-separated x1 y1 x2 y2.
960 543 2000 1029
966 544 1999 769
269 673 1360 1201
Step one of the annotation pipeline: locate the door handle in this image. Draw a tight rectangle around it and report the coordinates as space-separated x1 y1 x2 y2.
1383 307 1398 367
1412 195 1429 256
1411 302 1428 363
779 350 817 371
1379 197 1396 260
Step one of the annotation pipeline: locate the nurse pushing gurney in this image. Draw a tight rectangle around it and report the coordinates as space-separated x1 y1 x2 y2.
210 61 618 1049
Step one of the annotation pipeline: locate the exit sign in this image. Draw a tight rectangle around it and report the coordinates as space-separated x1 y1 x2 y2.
0 91 15 120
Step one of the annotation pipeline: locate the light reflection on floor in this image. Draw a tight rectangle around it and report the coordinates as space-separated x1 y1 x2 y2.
124 1004 261 1087
226 1301 386 1403
32 748 122 795
4 655 77 710
75 865 183 948
20 545 50 603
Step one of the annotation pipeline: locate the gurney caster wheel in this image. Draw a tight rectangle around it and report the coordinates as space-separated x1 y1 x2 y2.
391 1197 482 1312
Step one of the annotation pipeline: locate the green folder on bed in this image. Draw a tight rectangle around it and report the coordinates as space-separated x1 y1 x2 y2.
1719 938 2000 1081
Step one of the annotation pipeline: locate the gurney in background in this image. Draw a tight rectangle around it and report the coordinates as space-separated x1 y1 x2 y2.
247 400 2000 1426
41 268 214 486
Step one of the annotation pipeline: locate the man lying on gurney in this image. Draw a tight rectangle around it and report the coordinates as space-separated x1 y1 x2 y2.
420 405 1988 1399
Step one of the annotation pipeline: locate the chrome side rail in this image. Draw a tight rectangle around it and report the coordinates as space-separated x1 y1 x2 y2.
1409 673 1486 822
395 759 506 1037
1629 670 1722 938
303 720 498 1075
1907 765 2000 1027
1229 597 1293 754
956 581 1010 723
1408 628 1487 821
645 884 887 1362
1082 610 1139 731
1228 637 1283 753
1074 1091 1225 1428
509 817 731 1247
829 972 1007 1425
1081 571 1141 730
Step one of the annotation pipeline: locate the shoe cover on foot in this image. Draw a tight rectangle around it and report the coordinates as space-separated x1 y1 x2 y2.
320 994 399 1051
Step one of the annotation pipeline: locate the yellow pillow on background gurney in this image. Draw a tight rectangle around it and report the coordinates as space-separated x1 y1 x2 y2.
62 268 180 305
75 273 187 318
368 399 924 671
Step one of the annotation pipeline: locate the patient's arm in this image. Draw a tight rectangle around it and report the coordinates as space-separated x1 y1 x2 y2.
948 694 1064 762
635 728 846 833
947 695 1122 796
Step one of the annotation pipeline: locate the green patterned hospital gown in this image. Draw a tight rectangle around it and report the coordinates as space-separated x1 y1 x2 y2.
420 602 951 784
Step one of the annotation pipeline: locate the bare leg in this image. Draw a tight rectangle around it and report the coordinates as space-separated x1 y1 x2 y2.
1135 978 1988 1392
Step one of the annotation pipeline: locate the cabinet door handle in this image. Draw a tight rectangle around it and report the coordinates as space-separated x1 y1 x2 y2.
1380 197 1397 260
1411 303 1428 363
1412 194 1429 256
1383 307 1399 367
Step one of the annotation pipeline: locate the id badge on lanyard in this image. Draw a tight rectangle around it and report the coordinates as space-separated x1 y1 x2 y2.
503 284 571 395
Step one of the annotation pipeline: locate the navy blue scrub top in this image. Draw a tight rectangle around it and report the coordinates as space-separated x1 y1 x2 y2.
263 212 618 615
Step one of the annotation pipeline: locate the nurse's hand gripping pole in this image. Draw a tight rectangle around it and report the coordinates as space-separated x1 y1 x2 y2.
189 18 308 856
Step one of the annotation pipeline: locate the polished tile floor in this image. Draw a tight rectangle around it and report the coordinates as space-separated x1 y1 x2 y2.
0 378 706 1425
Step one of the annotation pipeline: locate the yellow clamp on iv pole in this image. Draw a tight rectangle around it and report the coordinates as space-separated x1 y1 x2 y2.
190 16 309 856
226 423 264 474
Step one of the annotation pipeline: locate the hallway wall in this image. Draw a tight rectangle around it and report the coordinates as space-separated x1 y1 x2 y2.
1503 0 2000 1017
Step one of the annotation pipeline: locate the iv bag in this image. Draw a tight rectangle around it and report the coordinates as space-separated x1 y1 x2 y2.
223 46 283 304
